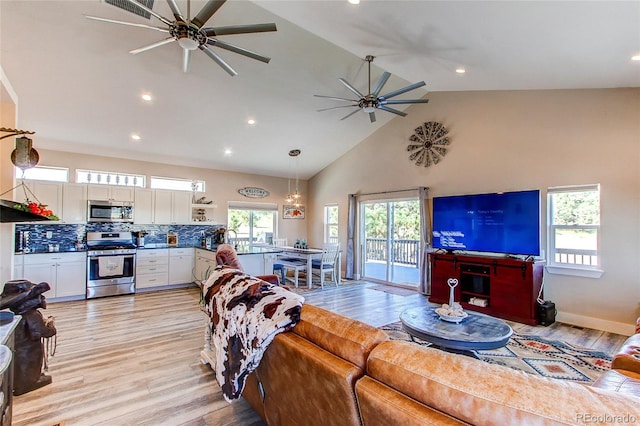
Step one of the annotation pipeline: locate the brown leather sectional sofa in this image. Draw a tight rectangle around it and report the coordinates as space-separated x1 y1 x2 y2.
242 305 640 425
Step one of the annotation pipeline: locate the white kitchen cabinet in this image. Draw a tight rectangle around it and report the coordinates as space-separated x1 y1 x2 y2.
15 181 62 221
62 183 88 223
136 248 169 289
194 248 217 284
154 190 191 224
239 253 265 277
134 188 154 224
191 203 217 223
22 252 86 299
169 247 194 284
87 185 135 202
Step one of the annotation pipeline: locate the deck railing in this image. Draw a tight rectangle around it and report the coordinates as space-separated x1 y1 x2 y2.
365 238 419 266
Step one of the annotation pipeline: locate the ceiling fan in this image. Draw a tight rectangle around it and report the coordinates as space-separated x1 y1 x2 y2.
315 55 429 123
86 0 277 76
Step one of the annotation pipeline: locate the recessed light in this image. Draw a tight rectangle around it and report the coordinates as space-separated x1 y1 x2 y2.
455 68 466 74
632 55 640 61
141 93 152 101
131 133 141 140
348 0 360 4
247 119 256 125
224 148 232 156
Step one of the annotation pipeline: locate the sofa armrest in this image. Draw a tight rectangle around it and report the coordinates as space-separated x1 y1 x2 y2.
611 334 640 374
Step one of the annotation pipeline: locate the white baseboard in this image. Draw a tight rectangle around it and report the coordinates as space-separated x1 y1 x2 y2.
556 311 635 336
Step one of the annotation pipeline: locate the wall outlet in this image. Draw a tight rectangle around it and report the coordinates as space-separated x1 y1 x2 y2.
46 231 53 239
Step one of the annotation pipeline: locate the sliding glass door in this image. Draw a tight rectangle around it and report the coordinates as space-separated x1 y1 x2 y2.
360 199 420 287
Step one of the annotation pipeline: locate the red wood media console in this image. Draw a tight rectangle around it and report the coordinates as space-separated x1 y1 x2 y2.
429 252 544 325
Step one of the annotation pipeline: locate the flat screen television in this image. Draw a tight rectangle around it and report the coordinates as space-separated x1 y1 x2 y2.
432 189 540 256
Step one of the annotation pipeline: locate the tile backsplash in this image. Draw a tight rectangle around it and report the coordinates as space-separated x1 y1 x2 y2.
14 223 226 253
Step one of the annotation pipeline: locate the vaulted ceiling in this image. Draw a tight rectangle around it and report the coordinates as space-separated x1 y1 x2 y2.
1 1 638 179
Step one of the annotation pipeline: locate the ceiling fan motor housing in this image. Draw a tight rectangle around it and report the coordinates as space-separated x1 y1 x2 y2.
171 24 206 50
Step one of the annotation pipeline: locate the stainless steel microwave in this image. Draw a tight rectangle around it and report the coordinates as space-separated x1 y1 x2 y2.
87 200 134 223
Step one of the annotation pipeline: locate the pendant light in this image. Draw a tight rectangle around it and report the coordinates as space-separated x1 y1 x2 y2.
285 149 302 205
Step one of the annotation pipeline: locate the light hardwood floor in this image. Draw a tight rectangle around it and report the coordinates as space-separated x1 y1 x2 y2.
12 282 629 426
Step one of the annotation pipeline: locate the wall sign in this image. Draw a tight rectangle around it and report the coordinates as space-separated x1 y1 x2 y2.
238 187 270 198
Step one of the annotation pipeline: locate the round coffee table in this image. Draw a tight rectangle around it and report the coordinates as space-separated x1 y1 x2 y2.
400 307 513 357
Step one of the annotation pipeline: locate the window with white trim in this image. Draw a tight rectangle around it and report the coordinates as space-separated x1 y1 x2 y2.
151 176 204 192
228 203 277 248
77 169 145 187
547 184 600 270
324 204 339 244
16 166 68 182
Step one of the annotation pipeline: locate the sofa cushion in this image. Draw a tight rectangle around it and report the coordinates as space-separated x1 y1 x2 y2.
366 340 640 425
258 331 365 426
292 304 389 369
593 369 640 398
355 376 467 425
611 334 640 374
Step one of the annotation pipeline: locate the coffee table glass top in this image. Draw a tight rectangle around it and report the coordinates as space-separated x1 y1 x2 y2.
400 307 513 351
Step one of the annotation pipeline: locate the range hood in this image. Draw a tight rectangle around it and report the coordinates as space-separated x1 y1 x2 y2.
0 199 49 223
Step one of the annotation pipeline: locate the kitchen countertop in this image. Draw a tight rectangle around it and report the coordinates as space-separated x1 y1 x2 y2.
16 244 284 255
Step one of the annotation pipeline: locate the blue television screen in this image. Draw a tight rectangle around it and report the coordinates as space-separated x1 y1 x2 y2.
432 190 540 255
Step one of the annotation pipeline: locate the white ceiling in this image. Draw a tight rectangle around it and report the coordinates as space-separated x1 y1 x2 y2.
1 1 639 179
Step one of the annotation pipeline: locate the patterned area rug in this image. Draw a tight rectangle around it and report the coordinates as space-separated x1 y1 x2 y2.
381 322 612 384
369 285 419 297
285 279 365 295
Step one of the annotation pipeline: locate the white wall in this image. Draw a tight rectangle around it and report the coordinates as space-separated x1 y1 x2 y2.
31 149 309 241
309 88 640 335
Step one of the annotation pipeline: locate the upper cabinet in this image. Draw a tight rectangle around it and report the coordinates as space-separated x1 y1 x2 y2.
153 190 191 225
61 183 88 223
134 188 154 224
15 181 62 222
87 185 135 202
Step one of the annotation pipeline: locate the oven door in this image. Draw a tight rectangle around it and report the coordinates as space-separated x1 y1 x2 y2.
87 253 135 286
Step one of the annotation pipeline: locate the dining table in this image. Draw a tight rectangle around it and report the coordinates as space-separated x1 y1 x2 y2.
275 246 341 288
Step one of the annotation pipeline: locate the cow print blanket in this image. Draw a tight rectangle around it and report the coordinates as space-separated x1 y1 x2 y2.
202 266 304 402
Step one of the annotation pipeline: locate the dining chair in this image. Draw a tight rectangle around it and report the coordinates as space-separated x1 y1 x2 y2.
272 238 288 283
311 243 340 288
279 259 307 288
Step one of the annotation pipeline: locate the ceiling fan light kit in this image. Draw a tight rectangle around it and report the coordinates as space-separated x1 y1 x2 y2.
315 55 429 123
87 0 277 75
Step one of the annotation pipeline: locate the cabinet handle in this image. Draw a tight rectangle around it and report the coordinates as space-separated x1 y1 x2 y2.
149 279 156 282
149 268 156 271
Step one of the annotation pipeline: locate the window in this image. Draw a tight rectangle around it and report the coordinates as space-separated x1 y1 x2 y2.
151 176 204 192
16 166 68 182
228 203 277 247
547 184 601 276
324 205 339 244
77 169 145 187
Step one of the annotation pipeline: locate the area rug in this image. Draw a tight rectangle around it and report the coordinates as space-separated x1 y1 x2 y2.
369 285 419 297
380 322 612 384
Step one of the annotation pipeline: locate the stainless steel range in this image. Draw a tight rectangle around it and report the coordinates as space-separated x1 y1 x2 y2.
86 231 136 299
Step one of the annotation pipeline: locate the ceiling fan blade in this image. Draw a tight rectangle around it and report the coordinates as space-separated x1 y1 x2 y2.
199 45 237 76
85 15 170 33
338 78 365 99
379 99 430 105
371 72 391 97
313 95 358 102
369 112 377 123
182 48 191 73
377 105 408 117
317 105 358 112
129 37 175 54
192 0 226 28
121 0 173 26
340 109 360 121
380 81 426 100
206 39 271 63
166 0 185 22
202 23 277 36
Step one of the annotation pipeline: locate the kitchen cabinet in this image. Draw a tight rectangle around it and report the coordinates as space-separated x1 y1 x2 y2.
15 181 62 221
194 248 217 285
87 185 135 202
154 190 191 224
239 253 265 277
22 252 86 299
134 188 154 224
191 203 217 223
169 248 194 284
136 249 169 290
62 183 88 223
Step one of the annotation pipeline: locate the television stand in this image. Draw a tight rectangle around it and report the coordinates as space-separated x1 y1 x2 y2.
429 252 544 325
